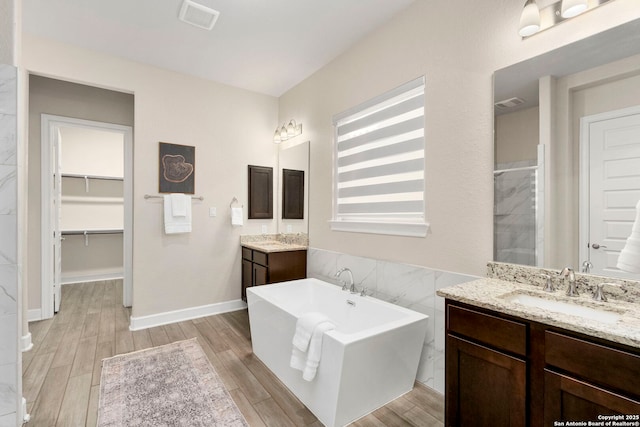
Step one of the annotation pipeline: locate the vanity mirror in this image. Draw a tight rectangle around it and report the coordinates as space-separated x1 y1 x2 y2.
277 140 309 234
493 18 640 279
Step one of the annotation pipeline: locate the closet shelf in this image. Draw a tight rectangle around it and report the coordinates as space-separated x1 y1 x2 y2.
61 173 124 181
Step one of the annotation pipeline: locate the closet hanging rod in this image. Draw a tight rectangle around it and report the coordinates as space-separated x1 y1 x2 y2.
61 173 124 181
61 229 123 236
144 194 204 201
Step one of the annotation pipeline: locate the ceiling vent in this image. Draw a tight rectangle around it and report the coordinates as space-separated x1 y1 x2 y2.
495 97 526 110
179 0 220 31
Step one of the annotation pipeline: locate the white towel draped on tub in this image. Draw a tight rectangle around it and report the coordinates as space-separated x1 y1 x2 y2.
164 194 192 234
290 312 335 381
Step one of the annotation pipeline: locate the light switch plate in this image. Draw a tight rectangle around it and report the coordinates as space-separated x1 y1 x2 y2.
261 225 268 234
209 207 217 217
287 225 292 233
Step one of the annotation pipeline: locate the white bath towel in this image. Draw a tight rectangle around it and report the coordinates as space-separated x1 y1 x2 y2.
170 193 188 217
231 207 244 226
290 312 335 381
164 194 192 234
292 312 330 352
302 321 335 381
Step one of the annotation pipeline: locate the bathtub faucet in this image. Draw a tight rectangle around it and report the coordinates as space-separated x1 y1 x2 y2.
334 268 356 294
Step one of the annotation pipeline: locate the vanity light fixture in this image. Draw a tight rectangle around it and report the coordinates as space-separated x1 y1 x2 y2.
273 119 303 144
519 0 613 38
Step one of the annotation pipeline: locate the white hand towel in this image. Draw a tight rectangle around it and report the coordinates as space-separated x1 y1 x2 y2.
231 207 244 226
164 195 192 234
170 193 188 217
292 312 330 352
302 320 335 382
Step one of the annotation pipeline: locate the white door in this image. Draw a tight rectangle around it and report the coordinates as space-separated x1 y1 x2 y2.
53 129 62 312
582 107 640 279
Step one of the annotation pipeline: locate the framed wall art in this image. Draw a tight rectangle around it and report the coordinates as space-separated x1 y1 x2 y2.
159 142 195 194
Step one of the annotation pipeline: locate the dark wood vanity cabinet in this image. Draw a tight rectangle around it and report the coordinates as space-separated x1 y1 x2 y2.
446 304 527 427
445 300 640 427
241 247 306 300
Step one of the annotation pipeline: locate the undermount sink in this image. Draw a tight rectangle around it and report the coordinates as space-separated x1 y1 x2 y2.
501 292 623 325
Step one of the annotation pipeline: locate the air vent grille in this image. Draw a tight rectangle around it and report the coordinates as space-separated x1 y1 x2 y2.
179 0 220 31
495 97 526 109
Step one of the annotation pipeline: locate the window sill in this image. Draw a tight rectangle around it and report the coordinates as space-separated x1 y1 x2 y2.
329 220 429 237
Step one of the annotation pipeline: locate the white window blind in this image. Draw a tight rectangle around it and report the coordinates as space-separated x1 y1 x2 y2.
330 77 428 237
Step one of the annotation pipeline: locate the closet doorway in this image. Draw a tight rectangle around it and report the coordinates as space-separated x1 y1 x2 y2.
41 115 133 318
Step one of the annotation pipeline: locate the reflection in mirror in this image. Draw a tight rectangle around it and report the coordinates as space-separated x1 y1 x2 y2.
493 18 640 279
277 140 309 234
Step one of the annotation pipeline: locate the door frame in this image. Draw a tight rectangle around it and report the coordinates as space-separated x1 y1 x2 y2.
579 104 640 274
41 114 133 319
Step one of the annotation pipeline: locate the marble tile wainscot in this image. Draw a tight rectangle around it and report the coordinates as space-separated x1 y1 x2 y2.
0 64 20 426
307 248 479 394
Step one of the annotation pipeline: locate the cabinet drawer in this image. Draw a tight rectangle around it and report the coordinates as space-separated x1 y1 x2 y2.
253 250 268 266
447 304 527 356
242 247 253 261
545 331 640 398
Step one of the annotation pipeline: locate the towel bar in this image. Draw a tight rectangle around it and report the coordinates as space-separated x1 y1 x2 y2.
144 194 203 201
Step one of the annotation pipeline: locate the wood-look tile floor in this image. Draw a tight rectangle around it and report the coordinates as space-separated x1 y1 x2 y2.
23 281 444 427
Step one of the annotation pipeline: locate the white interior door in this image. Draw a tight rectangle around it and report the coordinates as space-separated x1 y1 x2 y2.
581 107 640 279
53 129 62 312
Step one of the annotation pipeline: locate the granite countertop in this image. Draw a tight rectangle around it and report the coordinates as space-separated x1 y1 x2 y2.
437 278 640 349
241 240 308 253
240 233 309 253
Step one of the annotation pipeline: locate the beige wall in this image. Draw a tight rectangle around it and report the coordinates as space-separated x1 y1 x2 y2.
20 1 640 318
496 107 540 165
24 37 279 317
278 0 640 276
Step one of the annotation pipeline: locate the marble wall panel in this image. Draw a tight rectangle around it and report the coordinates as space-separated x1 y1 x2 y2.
308 247 478 394
0 63 19 425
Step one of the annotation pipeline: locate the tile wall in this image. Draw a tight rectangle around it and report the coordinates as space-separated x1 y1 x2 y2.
307 248 478 394
0 64 18 426
494 160 538 266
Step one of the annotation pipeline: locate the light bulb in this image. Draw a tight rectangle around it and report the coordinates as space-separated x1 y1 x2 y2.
519 0 540 37
287 120 297 137
561 0 588 18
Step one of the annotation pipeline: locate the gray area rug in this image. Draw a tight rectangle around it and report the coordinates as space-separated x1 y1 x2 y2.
97 338 248 427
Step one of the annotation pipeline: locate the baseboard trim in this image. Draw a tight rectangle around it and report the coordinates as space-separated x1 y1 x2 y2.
61 272 124 285
27 309 42 322
21 332 33 352
129 299 247 331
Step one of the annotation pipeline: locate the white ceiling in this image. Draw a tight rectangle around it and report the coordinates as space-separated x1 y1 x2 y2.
22 0 415 97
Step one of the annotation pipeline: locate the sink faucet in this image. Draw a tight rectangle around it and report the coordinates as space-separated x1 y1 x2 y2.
559 267 578 297
335 268 356 294
581 260 593 273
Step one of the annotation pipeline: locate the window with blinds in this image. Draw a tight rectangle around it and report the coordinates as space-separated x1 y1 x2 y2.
330 77 429 237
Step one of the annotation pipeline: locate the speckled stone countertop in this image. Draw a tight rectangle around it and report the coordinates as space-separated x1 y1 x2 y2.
437 275 640 349
240 233 308 253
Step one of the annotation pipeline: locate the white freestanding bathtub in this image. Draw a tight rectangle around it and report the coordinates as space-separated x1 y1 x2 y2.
246 278 428 427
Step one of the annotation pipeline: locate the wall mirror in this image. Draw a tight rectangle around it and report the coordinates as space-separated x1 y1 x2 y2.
277 140 309 234
493 18 640 279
